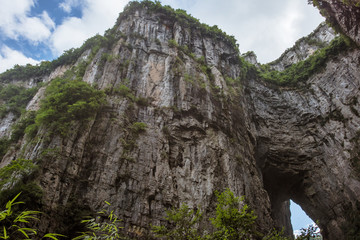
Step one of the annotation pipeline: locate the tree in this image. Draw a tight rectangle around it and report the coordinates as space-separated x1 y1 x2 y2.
210 188 258 240
151 203 204 240
295 223 321 240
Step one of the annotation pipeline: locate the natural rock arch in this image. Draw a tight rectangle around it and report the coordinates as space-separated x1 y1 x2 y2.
247 43 360 238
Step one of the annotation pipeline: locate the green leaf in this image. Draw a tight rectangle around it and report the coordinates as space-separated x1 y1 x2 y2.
42 233 67 240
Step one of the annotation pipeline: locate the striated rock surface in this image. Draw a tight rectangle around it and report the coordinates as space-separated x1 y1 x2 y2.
0 2 360 240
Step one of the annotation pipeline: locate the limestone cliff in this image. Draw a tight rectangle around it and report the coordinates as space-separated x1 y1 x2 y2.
0 1 360 240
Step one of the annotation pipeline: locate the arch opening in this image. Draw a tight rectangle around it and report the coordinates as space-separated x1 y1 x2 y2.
290 200 321 238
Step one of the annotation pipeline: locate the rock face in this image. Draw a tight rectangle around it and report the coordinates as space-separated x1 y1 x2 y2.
268 22 337 71
1 5 275 238
0 2 360 240
314 0 360 46
247 47 360 239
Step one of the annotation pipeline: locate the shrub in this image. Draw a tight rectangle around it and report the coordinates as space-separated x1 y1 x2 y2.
168 39 179 48
135 97 149 107
130 122 147 134
113 84 134 99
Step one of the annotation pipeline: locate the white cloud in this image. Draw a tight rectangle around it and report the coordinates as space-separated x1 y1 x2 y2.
51 0 129 56
59 0 86 13
0 0 55 44
161 0 325 63
0 46 39 73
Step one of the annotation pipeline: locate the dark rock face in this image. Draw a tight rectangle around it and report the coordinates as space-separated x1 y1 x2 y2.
315 0 360 45
247 48 360 239
0 2 360 239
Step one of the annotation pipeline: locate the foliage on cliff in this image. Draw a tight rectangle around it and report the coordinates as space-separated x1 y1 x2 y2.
152 189 288 240
25 77 106 137
119 0 239 52
258 35 352 86
0 84 39 118
0 32 120 83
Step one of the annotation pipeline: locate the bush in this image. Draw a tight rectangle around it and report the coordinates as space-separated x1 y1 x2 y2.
113 84 134 99
295 223 321 240
168 39 179 48
130 122 147 134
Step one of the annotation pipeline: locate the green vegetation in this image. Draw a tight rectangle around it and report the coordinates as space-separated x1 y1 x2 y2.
259 36 351 86
73 201 126 240
295 223 321 240
10 111 36 142
269 23 329 67
0 84 39 118
0 138 11 160
152 188 289 240
130 122 147 134
0 158 37 190
210 189 258 239
0 193 64 239
111 84 134 99
152 203 203 240
25 77 106 137
0 29 123 83
119 1 238 52
168 39 179 48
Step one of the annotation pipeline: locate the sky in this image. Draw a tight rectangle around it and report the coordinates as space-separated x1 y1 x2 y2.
291 200 315 235
0 0 326 74
0 0 321 233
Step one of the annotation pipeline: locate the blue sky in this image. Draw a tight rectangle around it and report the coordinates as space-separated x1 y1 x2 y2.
0 0 322 233
291 200 314 235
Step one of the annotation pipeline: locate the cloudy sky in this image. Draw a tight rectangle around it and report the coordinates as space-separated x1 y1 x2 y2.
0 0 325 73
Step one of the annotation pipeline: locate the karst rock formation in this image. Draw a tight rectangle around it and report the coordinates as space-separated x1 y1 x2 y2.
0 1 359 239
